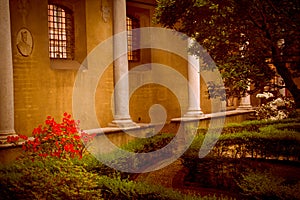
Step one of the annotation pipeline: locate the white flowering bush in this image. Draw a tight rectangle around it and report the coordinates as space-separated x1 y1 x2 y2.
256 94 296 120
255 92 274 99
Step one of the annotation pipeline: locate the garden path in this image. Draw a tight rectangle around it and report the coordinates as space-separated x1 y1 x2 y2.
134 158 235 197
135 159 184 188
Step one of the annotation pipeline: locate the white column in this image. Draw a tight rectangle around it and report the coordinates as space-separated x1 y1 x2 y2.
0 0 16 144
184 38 204 117
110 0 137 127
237 85 253 110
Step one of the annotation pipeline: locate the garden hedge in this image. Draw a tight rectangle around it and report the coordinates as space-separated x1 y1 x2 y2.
0 156 231 200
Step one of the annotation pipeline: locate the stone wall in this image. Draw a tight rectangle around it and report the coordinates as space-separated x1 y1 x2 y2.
9 0 206 137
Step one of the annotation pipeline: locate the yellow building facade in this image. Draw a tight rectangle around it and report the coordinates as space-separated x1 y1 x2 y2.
0 0 223 141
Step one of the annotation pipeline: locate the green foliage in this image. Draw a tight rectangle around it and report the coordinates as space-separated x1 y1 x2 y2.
97 175 230 200
0 154 232 200
182 118 300 198
122 133 175 153
237 171 300 200
1 132 234 200
0 113 103 199
198 117 300 135
184 157 300 199
184 118 300 166
2 117 299 199
115 118 300 199
96 133 176 174
0 158 103 200
183 157 258 192
189 119 300 160
71 153 118 177
155 0 300 108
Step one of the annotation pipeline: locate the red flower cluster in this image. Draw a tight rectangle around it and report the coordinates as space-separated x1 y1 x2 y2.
7 112 95 160
6 136 20 143
6 135 29 144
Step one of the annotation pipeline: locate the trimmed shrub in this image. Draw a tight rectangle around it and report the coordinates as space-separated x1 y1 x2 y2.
122 133 175 153
96 133 176 174
197 118 300 135
0 156 232 200
0 158 103 200
181 118 300 198
97 175 231 200
237 171 300 200
187 119 300 160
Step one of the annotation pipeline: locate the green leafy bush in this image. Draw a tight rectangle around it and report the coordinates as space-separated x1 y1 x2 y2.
186 119 300 160
1 113 103 199
122 133 175 153
96 175 232 200
1 128 233 200
0 156 233 200
183 157 253 191
197 118 300 135
97 133 176 174
237 171 300 200
0 158 103 200
182 119 300 195
2 115 299 199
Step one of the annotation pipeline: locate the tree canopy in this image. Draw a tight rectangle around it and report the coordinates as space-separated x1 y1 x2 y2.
154 0 300 108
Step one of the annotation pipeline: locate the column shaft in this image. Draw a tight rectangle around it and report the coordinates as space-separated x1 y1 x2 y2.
184 39 203 117
0 0 15 142
111 0 136 127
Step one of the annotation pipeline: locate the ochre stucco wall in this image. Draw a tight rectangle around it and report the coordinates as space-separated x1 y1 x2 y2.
87 0 114 128
10 0 211 136
11 0 115 135
11 0 75 135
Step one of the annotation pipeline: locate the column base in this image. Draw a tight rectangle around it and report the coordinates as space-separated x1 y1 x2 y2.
236 104 253 110
0 131 17 148
108 119 139 128
184 110 204 118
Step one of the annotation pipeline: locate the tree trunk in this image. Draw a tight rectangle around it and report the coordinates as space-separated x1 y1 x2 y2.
273 48 300 109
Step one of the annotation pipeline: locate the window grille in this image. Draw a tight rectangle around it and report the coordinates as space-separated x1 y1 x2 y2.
126 16 140 61
48 4 74 59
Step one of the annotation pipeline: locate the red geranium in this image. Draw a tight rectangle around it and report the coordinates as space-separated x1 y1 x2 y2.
6 113 95 161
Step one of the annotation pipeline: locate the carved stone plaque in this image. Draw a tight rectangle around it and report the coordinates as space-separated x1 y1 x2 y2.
16 28 33 57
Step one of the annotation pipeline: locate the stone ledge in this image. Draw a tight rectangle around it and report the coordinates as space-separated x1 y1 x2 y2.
171 109 255 123
84 123 156 135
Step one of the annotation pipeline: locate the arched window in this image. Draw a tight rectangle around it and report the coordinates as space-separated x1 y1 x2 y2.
48 4 74 59
126 15 140 62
